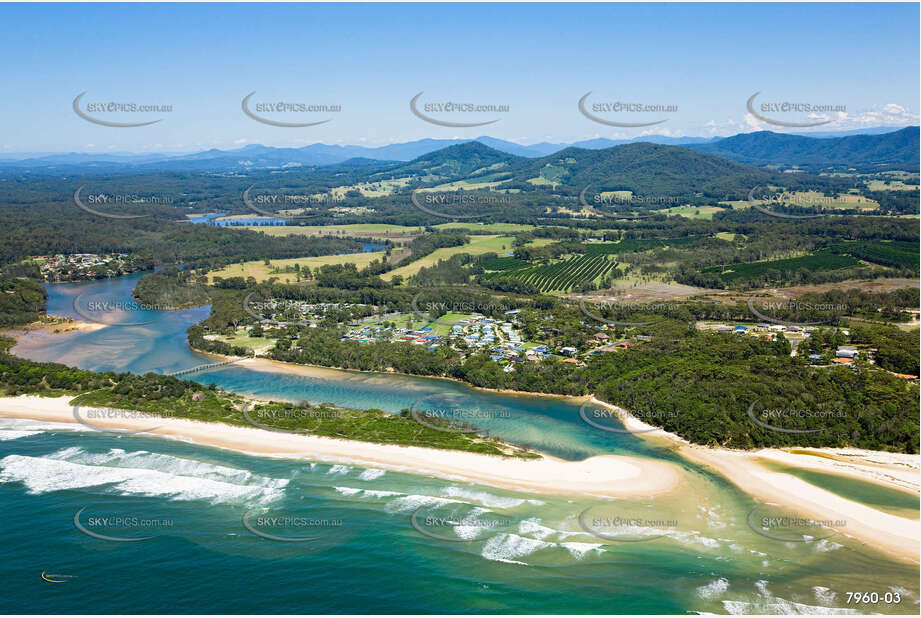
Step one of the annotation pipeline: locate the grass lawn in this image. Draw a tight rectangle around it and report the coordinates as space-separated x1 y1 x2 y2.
661 205 726 220
247 224 424 238
866 179 919 191
206 251 387 284
434 222 535 233
208 327 277 354
424 178 511 191
385 235 515 281
722 191 879 211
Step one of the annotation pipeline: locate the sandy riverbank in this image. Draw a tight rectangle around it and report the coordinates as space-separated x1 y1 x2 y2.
2 318 108 337
0 395 681 500
233 356 587 400
589 398 921 564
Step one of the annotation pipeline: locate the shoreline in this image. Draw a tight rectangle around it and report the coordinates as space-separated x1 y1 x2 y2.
2 318 109 338
588 398 921 565
207 350 588 401
0 395 682 500
8 326 919 562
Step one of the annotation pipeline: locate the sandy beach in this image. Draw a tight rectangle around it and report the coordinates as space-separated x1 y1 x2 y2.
2 318 108 337
590 398 921 564
0 395 681 500
233 356 589 399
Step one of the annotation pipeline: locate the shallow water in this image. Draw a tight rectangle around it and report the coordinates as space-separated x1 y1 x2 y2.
2 275 917 614
758 459 920 520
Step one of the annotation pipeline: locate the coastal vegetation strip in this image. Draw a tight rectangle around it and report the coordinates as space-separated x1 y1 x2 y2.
0 336 536 458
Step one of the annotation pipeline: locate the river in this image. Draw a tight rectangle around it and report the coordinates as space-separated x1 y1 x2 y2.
1 274 917 614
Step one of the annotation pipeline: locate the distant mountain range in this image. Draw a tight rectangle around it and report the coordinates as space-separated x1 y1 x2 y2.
379 140 784 200
0 126 915 174
687 127 919 169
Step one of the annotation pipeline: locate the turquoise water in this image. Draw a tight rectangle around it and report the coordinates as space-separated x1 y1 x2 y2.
759 460 920 520
2 275 919 614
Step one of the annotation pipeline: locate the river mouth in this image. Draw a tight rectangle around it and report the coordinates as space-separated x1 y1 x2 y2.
1 273 919 613
13 273 687 464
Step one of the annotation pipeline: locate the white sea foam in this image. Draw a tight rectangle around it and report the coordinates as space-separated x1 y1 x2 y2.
721 581 861 615
385 494 462 513
0 454 286 504
453 524 486 541
697 578 729 600
333 486 361 496
332 486 403 499
559 541 604 559
46 447 284 488
441 486 532 509
812 587 836 605
327 464 351 475
481 533 550 565
0 430 43 441
0 418 93 433
362 489 402 498
358 468 385 481
517 517 580 541
811 538 842 553
518 518 558 540
698 505 727 529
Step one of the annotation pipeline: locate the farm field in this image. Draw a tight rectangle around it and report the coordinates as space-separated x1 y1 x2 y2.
385 235 516 281
583 237 707 255
702 249 862 285
434 222 535 233
326 177 413 198
206 251 387 284
866 179 920 191
486 254 617 293
725 190 880 212
247 224 425 239
660 205 726 219
833 240 919 269
424 177 513 191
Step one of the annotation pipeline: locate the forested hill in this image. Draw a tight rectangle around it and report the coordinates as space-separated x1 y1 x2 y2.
689 127 920 170
0 199 366 269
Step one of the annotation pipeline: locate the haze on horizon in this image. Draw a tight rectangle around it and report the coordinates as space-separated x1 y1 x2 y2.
1 2 918 154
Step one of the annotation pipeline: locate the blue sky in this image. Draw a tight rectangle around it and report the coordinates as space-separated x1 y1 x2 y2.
1 2 918 153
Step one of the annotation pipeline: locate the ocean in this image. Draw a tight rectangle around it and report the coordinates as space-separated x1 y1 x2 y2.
1 274 917 614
